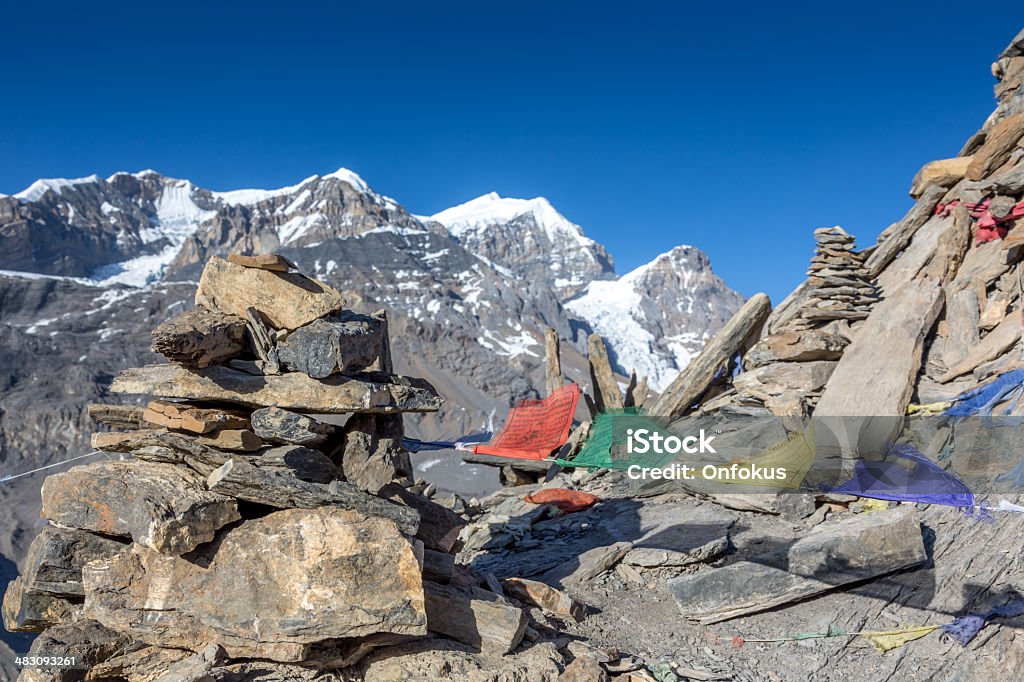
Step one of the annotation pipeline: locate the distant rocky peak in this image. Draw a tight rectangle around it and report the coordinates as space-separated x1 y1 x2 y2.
429 192 614 298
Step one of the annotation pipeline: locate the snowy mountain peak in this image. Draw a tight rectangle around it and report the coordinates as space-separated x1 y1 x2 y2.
566 245 742 391
14 174 102 202
323 167 371 193
430 192 591 245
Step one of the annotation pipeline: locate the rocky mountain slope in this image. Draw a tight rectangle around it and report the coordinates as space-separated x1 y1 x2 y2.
0 168 741 665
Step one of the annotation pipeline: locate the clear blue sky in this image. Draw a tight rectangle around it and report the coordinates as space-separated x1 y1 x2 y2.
2 2 1021 304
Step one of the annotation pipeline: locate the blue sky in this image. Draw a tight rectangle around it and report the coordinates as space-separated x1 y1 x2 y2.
2 2 1021 303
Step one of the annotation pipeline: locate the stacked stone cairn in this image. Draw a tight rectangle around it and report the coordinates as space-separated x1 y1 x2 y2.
791 227 879 330
2 254 534 680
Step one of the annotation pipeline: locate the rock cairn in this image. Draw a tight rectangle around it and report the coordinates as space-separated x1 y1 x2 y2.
791 227 878 330
2 255 534 680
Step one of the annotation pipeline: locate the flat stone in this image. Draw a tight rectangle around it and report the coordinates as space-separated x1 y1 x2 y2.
251 406 333 446
744 330 849 368
667 507 926 623
277 311 387 378
733 361 837 402
966 114 1024 180
142 400 250 434
111 363 443 414
207 456 420 535
501 577 586 621
195 256 346 331
22 526 126 598
83 507 427 662
150 306 248 368
540 541 633 588
41 460 240 555
226 252 296 272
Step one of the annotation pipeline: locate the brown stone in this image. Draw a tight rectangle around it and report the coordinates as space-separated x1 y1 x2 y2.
41 460 240 555
83 507 427 662
142 400 250 434
910 156 974 197
195 256 346 331
966 114 1024 180
150 306 248 368
422 581 527 655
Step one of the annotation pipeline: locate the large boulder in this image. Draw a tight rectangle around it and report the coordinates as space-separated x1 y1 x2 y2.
41 461 240 556
82 507 427 662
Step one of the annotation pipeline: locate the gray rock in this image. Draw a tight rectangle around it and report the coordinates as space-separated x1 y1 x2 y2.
40 461 240 556
22 526 126 598
206 457 419 535
250 406 334 446
2 576 82 633
277 311 386 378
338 413 411 493
667 507 926 623
16 620 135 682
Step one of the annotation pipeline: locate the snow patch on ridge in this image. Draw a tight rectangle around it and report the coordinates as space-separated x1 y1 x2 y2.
93 181 216 287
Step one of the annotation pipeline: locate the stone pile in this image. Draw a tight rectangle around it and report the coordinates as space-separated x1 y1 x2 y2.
2 255 535 680
791 226 878 329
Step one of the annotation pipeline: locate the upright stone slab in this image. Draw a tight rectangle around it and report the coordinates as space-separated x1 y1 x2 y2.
195 256 346 331
83 507 427 662
667 507 926 623
814 278 944 454
338 413 411 493
41 461 240 556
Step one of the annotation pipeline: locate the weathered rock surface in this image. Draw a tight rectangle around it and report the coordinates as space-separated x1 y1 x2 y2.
667 507 926 623
423 581 528 655
150 306 248 368
277 311 386 378
22 526 126 598
338 413 411 493
744 329 849 368
83 507 427 662
16 620 134 682
40 461 240 555
2 576 82 632
378 482 466 552
910 156 973 197
141 400 249 434
195 256 346 330
356 638 566 682
206 456 419 535
251 406 333 446
111 363 443 413
502 577 586 621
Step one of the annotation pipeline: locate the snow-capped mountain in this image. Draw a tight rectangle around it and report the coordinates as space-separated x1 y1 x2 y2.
566 246 743 391
427 192 614 298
